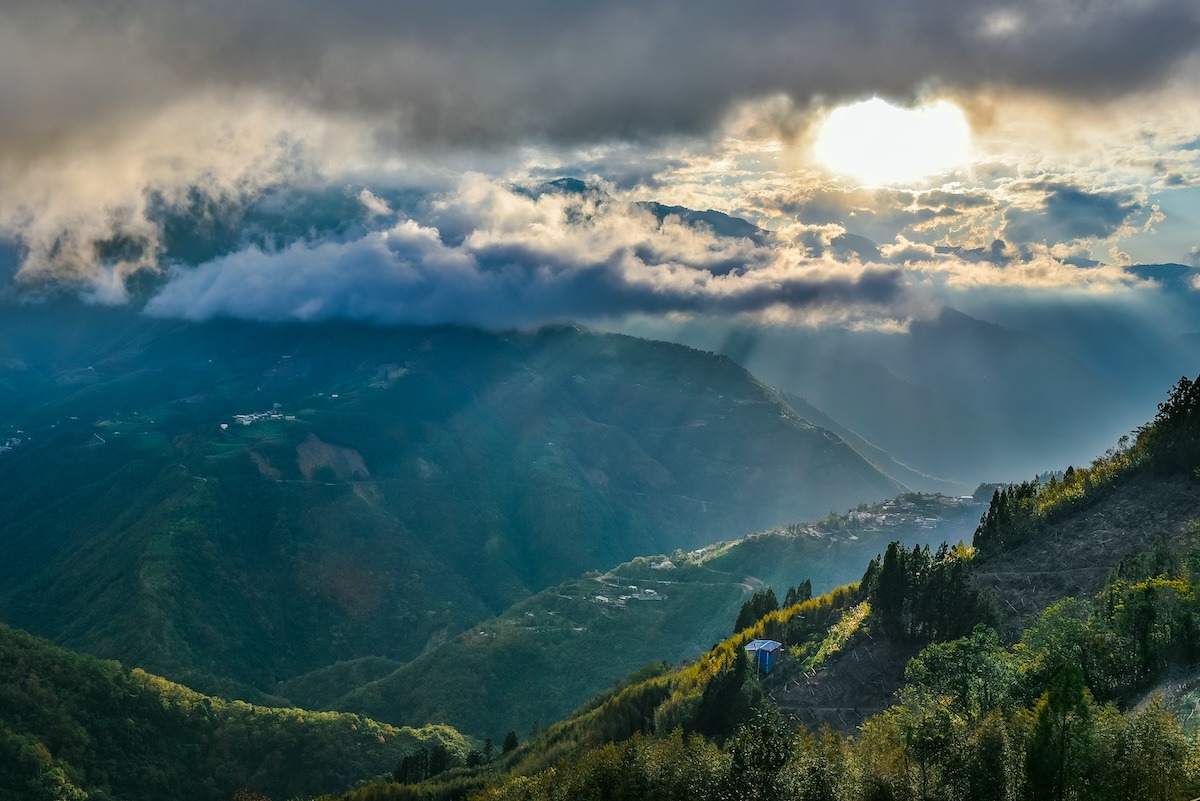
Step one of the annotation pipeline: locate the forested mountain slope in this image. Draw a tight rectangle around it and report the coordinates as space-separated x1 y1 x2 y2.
0 624 470 801
0 305 902 702
328 374 1200 801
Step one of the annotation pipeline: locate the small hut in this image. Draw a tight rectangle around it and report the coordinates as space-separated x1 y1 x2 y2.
744 639 782 675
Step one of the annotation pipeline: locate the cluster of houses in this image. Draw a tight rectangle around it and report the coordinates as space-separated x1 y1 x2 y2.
591 584 665 607
220 405 297 429
828 495 978 534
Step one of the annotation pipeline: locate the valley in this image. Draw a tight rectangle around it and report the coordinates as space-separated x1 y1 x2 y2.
0 308 905 706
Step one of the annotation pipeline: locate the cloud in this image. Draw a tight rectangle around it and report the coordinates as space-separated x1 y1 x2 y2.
2 1 1198 150
1004 183 1147 245
139 177 1173 331
0 93 368 301
0 1 1197 299
145 178 908 328
906 246 1153 292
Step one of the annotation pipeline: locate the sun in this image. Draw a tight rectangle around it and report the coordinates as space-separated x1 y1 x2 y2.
812 97 971 186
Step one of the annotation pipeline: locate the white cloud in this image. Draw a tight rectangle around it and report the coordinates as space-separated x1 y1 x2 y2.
0 92 371 301
146 177 911 328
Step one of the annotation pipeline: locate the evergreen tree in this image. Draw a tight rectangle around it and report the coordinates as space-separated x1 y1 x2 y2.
783 580 811 609
693 649 753 739
797 579 812 604
734 588 779 633
1025 662 1092 801
873 543 907 636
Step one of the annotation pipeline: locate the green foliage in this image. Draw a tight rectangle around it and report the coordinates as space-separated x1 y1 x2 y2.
691 649 757 741
1009 550 1200 702
337 511 956 740
734 589 779 633
756 583 863 650
469 729 728 801
974 374 1200 557
1025 661 1093 801
721 707 791 801
416 536 1200 801
393 744 455 784
974 480 1041 552
1141 374 1200 475
904 624 1016 722
0 624 471 801
783 579 812 608
861 541 994 643
793 601 870 674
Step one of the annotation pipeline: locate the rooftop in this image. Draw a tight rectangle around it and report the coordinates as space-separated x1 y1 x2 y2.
744 639 782 652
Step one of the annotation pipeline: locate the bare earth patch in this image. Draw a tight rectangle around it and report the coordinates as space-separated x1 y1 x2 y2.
296 433 370 482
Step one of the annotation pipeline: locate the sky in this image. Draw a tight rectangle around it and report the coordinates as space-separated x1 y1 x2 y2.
1 0 1200 331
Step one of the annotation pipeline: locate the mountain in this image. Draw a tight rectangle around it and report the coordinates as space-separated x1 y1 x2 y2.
626 304 1172 485
0 623 471 801
638 202 770 244
0 304 903 705
530 178 771 245
337 374 1200 801
779 391 965 494
325 494 980 739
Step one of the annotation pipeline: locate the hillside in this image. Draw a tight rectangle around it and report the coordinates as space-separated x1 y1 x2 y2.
323 373 1200 801
331 526 1200 801
757 373 1200 733
0 623 471 801
0 305 903 703
325 494 979 739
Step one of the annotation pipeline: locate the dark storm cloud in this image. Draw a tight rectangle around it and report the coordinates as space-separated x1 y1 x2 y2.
2 0 1198 147
1006 184 1145 244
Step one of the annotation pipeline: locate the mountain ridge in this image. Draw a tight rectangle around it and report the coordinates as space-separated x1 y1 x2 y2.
0 307 904 706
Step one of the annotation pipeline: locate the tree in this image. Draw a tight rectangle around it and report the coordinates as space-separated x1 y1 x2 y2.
796 579 812 605
502 730 519 754
959 711 1014 801
1142 374 1200 473
393 744 453 783
784 580 813 608
1119 695 1191 801
873 543 907 635
904 625 1014 722
896 690 953 801
735 589 779 633
1025 661 1093 801
721 707 791 801
692 649 753 739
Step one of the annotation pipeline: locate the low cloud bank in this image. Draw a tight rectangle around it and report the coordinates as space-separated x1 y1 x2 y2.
146 180 907 328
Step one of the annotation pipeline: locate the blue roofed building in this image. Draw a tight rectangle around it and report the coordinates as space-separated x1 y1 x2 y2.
744 639 783 675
